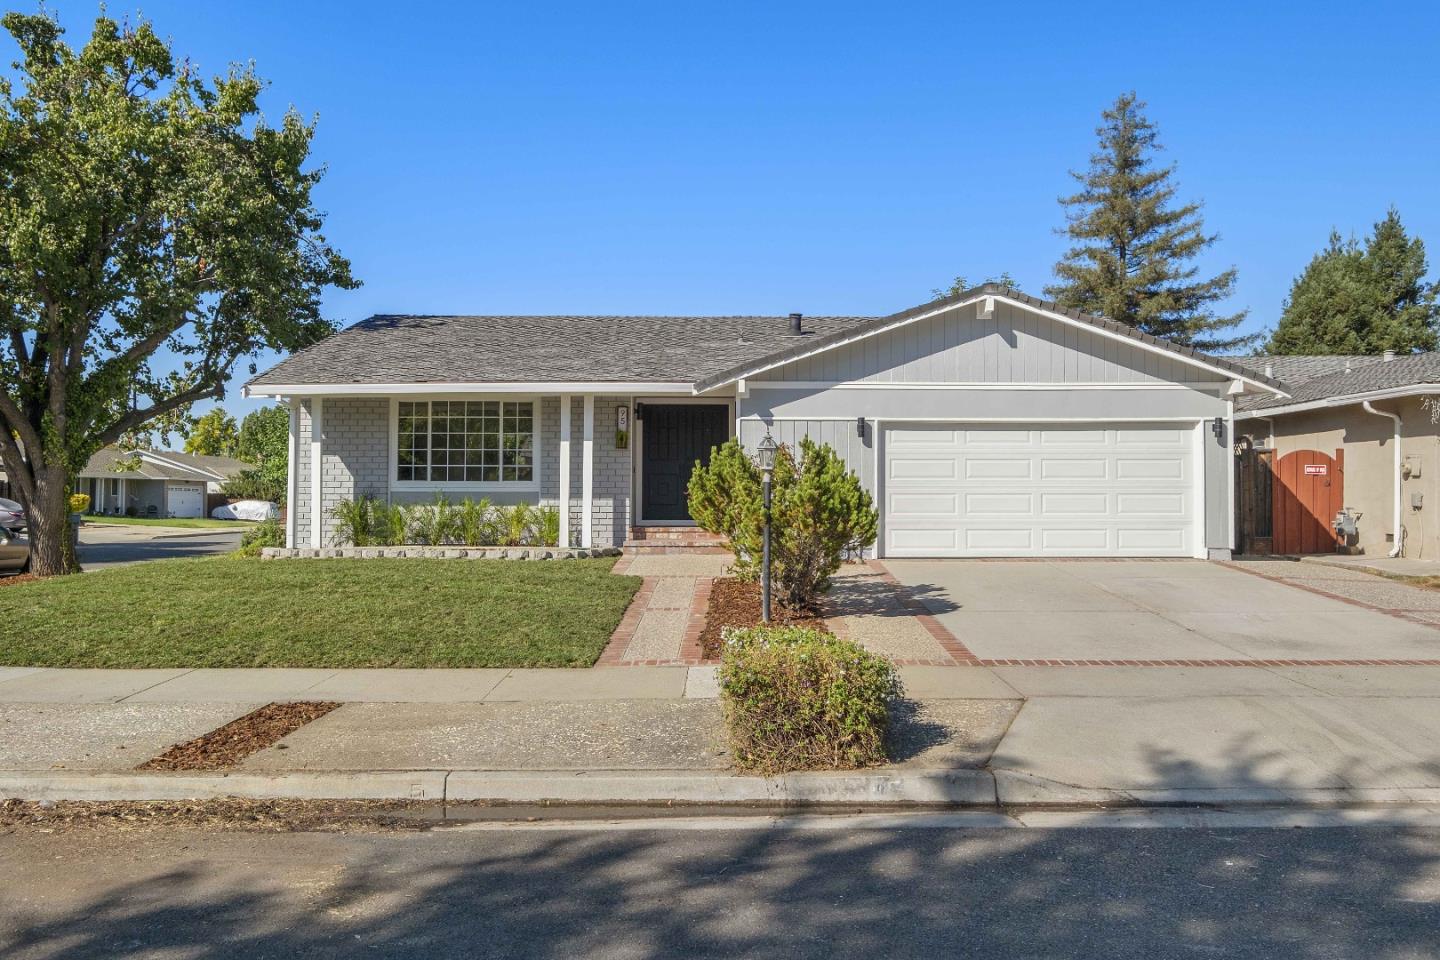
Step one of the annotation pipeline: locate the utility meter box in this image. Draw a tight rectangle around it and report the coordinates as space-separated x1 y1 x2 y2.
1412 492 1425 510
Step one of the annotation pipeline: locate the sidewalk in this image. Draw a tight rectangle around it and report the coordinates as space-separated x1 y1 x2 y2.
3 662 1439 808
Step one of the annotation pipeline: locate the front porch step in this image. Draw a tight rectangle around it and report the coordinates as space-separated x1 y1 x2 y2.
624 526 729 554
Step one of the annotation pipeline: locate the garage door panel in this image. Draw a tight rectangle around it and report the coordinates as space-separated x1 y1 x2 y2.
1042 493 1109 515
1117 428 1185 445
889 427 958 447
889 493 959 517
883 422 1197 558
890 458 958 479
1040 458 1108 480
965 429 1029 445
1116 493 1187 516
964 493 1033 515
1041 529 1111 551
1117 528 1187 551
1115 457 1185 480
891 529 959 550
964 459 1032 480
965 528 1033 550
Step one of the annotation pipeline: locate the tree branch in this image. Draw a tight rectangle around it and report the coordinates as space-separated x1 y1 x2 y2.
94 379 224 449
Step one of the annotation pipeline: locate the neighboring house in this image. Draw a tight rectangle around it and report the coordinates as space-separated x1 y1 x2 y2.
243 284 1286 558
78 447 249 519
1236 352 1440 559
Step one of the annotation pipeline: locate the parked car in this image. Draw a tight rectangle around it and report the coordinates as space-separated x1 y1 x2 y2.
0 526 29 575
0 496 25 531
211 500 279 522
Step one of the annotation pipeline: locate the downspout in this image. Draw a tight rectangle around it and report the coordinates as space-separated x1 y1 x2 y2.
1361 400 1403 557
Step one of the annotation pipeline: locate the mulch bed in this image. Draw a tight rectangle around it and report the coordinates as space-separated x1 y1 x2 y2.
138 701 341 771
0 574 38 588
699 577 830 659
0 797 439 833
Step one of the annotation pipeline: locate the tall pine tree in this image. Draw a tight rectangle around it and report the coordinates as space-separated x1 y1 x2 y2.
1266 209 1438 355
1046 93 1252 351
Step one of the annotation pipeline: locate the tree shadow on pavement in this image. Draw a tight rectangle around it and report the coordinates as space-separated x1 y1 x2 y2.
5 745 1440 960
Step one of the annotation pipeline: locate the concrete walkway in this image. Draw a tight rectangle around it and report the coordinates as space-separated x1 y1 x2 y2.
3 661 1440 806
601 553 729 664
1297 553 1440 578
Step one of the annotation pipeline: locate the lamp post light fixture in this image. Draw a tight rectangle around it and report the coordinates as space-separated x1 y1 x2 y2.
756 432 779 624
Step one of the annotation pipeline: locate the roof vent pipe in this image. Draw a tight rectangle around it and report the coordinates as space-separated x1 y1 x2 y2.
788 313 803 335
1384 349 1397 362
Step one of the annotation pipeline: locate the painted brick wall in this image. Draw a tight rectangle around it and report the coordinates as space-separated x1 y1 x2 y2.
292 399 313 547
291 394 632 548
317 397 390 545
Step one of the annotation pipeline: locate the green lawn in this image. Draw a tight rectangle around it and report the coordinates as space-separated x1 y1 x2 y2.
85 516 257 529
0 557 642 668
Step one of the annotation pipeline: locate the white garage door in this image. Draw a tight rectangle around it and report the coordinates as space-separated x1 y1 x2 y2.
166 483 205 519
883 423 1199 558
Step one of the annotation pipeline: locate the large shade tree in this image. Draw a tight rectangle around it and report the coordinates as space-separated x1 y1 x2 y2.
1045 93 1253 351
0 12 355 575
1266 209 1438 355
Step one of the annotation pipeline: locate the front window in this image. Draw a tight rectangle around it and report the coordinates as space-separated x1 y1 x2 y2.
397 400 535 484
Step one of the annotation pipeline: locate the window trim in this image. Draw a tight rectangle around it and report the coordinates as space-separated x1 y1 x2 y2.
389 395 542 492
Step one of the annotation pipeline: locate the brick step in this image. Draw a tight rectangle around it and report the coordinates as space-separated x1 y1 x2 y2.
624 526 729 554
626 526 726 543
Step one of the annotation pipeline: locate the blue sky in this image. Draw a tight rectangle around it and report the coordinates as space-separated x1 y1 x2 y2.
31 1 1440 435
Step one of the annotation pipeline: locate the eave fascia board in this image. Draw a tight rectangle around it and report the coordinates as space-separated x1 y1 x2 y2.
1235 385 1440 420
243 381 696 398
692 292 1288 397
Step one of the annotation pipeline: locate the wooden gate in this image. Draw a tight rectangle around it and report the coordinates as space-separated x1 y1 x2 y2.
1272 449 1344 555
1235 445 1274 555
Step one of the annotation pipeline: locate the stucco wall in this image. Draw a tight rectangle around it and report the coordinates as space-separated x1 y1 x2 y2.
1241 396 1440 559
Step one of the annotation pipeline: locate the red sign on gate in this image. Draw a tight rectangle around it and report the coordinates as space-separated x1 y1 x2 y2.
1304 464 1328 476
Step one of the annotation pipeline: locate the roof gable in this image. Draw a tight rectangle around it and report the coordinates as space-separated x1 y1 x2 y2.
694 286 1287 394
752 295 1221 386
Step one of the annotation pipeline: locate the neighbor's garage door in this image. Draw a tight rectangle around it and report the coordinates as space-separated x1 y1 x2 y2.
883 423 1198 558
166 483 205 519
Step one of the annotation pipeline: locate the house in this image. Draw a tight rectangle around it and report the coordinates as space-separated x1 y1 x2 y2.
77 447 249 518
1235 352 1440 558
242 285 1286 558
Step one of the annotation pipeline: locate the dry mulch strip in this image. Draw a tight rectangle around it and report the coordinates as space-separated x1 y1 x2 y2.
138 701 341 771
699 577 830 659
0 573 39 588
0 798 439 833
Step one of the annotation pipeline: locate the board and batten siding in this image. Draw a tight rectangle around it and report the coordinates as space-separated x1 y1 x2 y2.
735 297 1235 555
755 299 1216 386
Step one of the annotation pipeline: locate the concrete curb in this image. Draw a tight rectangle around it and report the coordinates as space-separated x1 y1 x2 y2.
0 771 446 802
5 768 1440 809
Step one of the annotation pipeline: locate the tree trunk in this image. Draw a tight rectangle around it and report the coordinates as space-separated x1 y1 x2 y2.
27 467 80 577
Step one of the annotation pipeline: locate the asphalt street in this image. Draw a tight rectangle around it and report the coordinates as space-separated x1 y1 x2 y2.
2 814 1438 959
75 524 245 570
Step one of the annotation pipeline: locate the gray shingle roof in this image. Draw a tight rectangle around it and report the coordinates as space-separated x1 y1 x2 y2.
1233 355 1378 385
247 314 876 387
78 448 249 481
1237 352 1440 412
246 284 1286 393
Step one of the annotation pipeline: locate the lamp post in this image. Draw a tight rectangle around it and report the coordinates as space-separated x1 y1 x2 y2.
756 432 778 624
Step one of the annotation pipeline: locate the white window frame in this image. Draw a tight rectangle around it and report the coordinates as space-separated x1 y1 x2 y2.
389 395 542 492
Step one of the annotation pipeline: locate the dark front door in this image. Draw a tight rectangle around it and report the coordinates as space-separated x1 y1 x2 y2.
641 404 729 522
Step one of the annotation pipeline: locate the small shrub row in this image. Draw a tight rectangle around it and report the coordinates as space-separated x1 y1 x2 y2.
717 626 900 775
330 494 561 548
238 518 285 557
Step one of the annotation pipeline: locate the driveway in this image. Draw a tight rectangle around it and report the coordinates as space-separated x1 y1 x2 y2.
882 559 1440 662
77 524 245 570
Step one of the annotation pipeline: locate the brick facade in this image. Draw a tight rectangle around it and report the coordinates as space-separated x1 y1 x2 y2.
291 393 634 548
